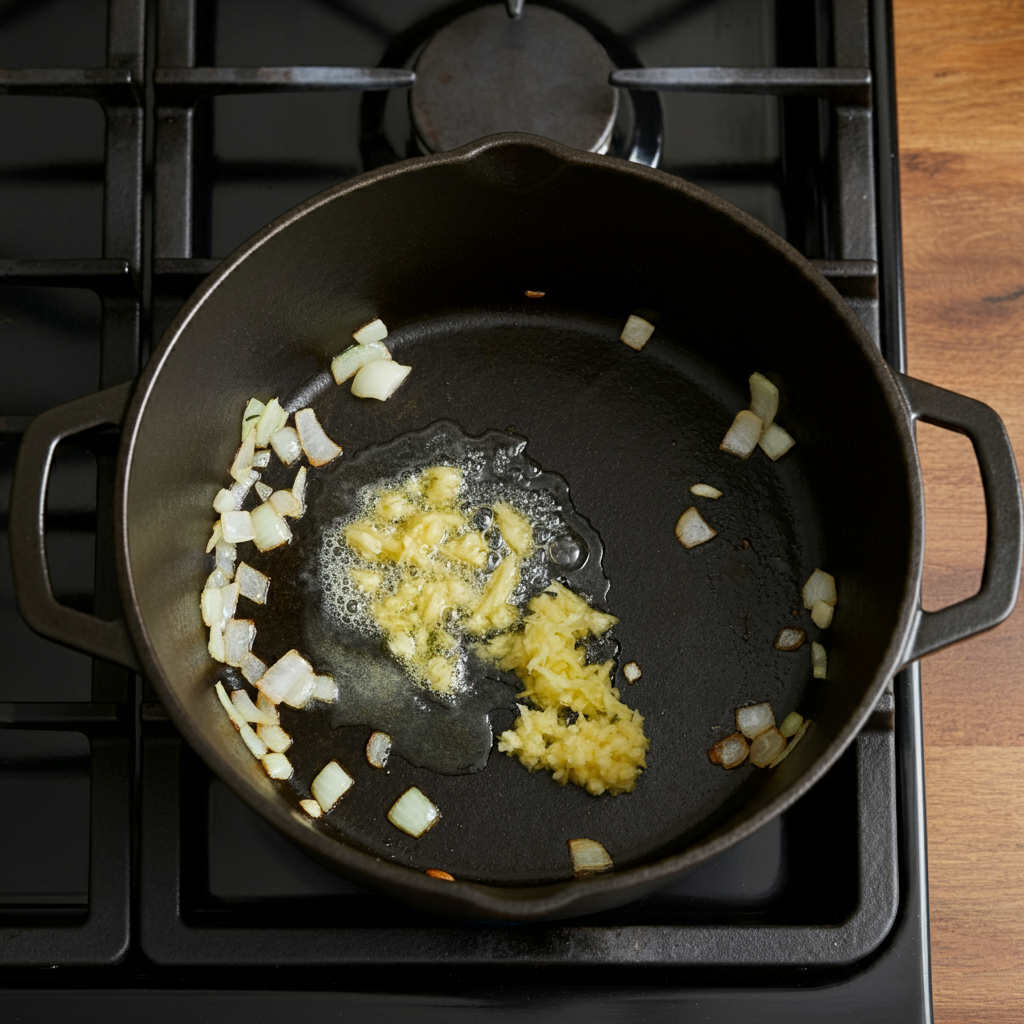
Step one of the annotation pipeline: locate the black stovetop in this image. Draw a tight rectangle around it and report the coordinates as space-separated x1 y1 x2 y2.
0 0 931 1019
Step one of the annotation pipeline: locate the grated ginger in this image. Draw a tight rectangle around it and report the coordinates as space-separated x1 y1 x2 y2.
480 581 648 796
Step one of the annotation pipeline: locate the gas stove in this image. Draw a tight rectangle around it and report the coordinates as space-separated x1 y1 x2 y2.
0 1 931 1019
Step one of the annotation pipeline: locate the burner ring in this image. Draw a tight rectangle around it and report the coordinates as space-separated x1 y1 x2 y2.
410 4 618 155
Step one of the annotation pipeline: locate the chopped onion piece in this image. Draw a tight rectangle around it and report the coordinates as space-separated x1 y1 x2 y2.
215 539 237 577
387 786 439 838
228 468 259 509
206 521 222 554
235 561 269 605
311 760 354 813
774 627 807 651
689 483 722 499
312 674 337 703
675 506 717 549
748 372 779 427
208 621 226 663
200 587 222 628
218 582 239 623
292 465 307 508
220 509 254 544
366 731 391 768
253 449 271 469
802 569 837 609
295 407 342 466
255 481 273 502
258 725 292 754
213 488 238 514
230 687 277 726
240 651 267 685
214 681 267 758
736 702 775 740
351 359 412 402
708 732 749 768
255 691 279 723
269 489 303 519
283 674 316 709
230 427 257 483
811 641 827 679
256 649 315 704
811 600 834 629
353 318 388 345
779 711 803 738
269 425 303 466
223 618 255 667
769 719 811 767
720 409 763 458
299 798 322 818
620 314 655 350
262 752 293 780
250 501 292 552
567 838 614 877
426 869 455 881
759 422 795 461
205 567 231 590
623 661 642 683
331 340 391 385
242 398 265 441
255 398 288 448
749 726 786 767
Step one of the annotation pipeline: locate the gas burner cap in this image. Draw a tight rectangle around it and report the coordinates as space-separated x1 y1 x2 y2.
411 4 619 155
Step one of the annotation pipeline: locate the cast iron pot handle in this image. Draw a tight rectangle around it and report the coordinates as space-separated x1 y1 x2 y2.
9 381 140 671
896 371 1023 666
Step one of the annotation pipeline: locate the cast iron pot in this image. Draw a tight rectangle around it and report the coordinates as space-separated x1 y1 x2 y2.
10 134 1022 921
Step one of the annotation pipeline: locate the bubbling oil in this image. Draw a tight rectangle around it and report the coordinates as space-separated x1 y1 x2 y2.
303 421 612 775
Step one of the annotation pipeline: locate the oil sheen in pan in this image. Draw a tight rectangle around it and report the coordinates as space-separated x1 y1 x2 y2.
294 420 615 775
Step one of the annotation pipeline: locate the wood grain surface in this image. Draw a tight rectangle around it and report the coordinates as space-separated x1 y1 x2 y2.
892 1 1024 1020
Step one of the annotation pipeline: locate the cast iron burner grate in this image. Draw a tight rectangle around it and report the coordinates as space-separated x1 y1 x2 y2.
0 0 931 1019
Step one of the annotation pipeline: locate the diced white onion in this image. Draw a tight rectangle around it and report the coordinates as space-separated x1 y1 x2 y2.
206 521 222 554
311 760 354 813
774 627 807 651
779 711 803 738
312 674 337 702
240 651 267 685
205 567 231 590
295 407 342 466
331 340 391 385
689 483 722 499
230 687 278 726
256 649 316 704
749 726 786 767
213 488 238 514
220 509 254 544
255 691 279 723
230 427 256 483
299 798 322 818
387 786 439 838
811 599 834 629
269 425 303 466
253 449 271 469
215 539 237 577
675 506 717 549
242 398 265 441
708 732 749 768
366 731 391 768
201 587 222 628
802 568 837 609
769 719 811 768
255 397 288 448
250 501 292 552
619 314 654 351
261 752 293 780
736 702 775 740
353 318 388 345
748 372 779 427
282 674 315 709
623 661 642 683
811 641 828 679
235 561 269 605
228 468 259 509
257 724 292 753
255 481 273 502
269 489 303 518
218 582 239 623
214 681 267 758
292 465 307 509
223 618 255 667
351 359 411 402
208 621 226 662
567 838 614 877
720 409 763 458
759 422 796 461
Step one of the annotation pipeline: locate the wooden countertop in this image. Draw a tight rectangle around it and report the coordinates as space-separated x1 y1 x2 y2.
893 1 1023 1020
